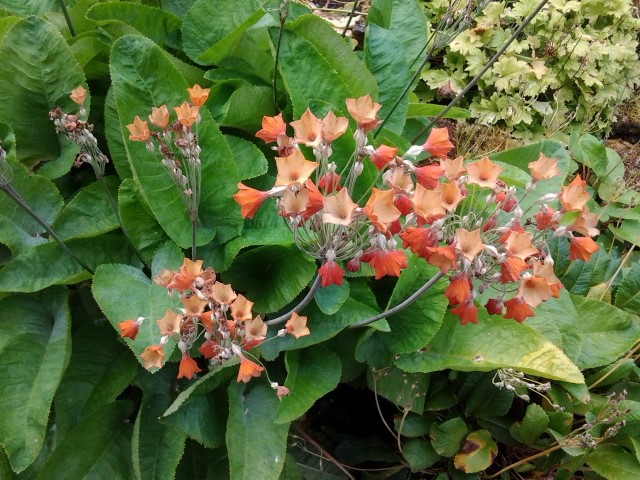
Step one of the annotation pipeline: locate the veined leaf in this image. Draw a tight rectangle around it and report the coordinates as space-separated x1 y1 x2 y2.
616 262 640 314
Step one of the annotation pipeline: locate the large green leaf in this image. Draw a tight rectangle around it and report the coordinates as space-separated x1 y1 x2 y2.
0 16 86 177
588 445 640 480
395 310 584 383
0 160 63 255
110 35 242 248
260 298 380 361
368 0 428 72
406 103 471 120
356 255 448 367
52 177 120 240
223 244 316 313
0 234 141 293
227 383 290 480
0 1 60 16
221 86 275 134
33 402 135 480
91 263 178 367
118 178 170 265
270 14 378 117
364 24 409 135
182 0 265 65
616 262 640 314
0 287 70 473
54 320 138 437
87 2 182 46
104 87 132 178
224 134 268 181
275 346 341 423
132 368 187 480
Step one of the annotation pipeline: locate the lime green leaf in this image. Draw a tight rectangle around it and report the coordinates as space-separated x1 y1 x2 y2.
54 320 137 436
430 417 468 457
276 346 341 423
616 262 640 314
92 264 177 367
0 16 85 176
453 430 498 473
87 2 182 46
0 160 63 255
0 234 141 293
34 402 135 480
364 24 409 134
407 103 471 119
132 368 187 480
0 287 70 473
356 255 447 367
402 438 439 472
270 14 378 117
110 35 242 248
223 244 315 313
182 0 265 65
52 177 120 240
314 280 350 315
227 383 290 480
395 310 584 384
588 445 640 480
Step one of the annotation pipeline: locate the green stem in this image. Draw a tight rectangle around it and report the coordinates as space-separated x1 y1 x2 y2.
1 183 94 274
265 274 322 326
57 0 76 37
411 0 550 144
349 271 444 328
341 0 358 37
191 217 196 261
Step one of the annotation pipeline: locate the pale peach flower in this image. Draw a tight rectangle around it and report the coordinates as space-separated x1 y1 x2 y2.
126 116 150 141
275 150 319 187
346 95 381 132
148 105 170 128
285 312 311 339
321 111 349 143
528 153 560 181
455 228 485 261
466 156 503 189
362 188 401 232
290 109 323 148
70 86 87 106
187 84 210 106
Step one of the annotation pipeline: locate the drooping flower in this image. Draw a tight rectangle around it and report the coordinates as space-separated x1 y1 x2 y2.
70 86 87 106
569 236 599 261
233 183 270 219
530 259 563 297
178 351 202 379
276 385 290 399
363 188 401 233
369 144 397 170
318 258 345 287
118 319 141 340
528 153 560 181
236 355 264 383
290 109 324 148
198 338 221 359
230 294 254 321
485 298 504 316
166 258 205 291
451 301 478 325
400 226 438 258
568 210 599 237
285 312 311 339
445 274 472 305
174 102 200 127
466 156 503 189
280 187 310 219
275 150 319 187
422 127 454 159
503 297 534 323
346 95 381 132
321 111 349 143
455 228 485 261
126 116 150 142
149 105 170 128
414 164 444 189
243 315 267 347
317 170 341 194
187 84 210 106
256 113 287 143
362 249 407 279
426 244 457 273
518 275 553 308
140 344 164 370
499 256 528 283
535 204 557 231
323 188 359 226
560 176 590 212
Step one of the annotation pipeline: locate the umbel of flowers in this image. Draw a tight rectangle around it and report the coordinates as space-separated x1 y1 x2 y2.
234 95 599 325
119 258 309 392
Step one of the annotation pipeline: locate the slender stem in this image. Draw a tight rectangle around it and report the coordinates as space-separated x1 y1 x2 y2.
265 274 322 326
292 423 356 480
191 218 197 261
411 0 550 144
341 0 358 37
349 271 444 328
588 339 640 389
57 0 76 37
486 444 563 479
272 3 286 112
1 184 94 274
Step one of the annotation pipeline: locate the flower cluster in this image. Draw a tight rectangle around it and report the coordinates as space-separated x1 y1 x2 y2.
126 85 211 221
235 95 599 325
49 86 109 178
118 258 309 388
